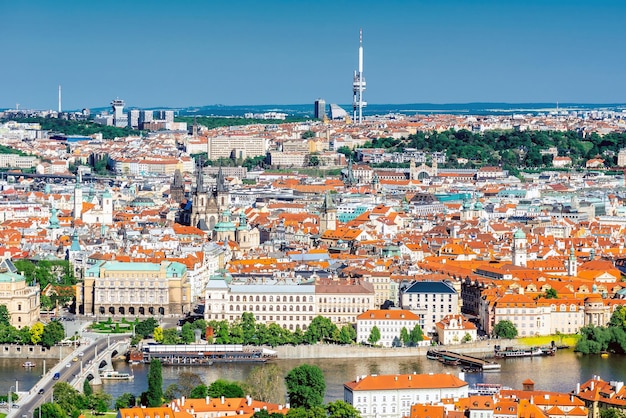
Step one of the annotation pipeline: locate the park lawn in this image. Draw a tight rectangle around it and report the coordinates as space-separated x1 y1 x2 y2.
0 413 6 418
517 334 580 347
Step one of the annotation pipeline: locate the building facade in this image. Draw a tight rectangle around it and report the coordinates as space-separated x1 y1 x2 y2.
344 373 469 418
0 267 40 328
79 261 191 317
356 309 421 347
400 281 459 336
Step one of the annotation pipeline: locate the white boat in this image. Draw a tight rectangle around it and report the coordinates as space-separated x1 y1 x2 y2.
99 370 134 381
22 361 36 368
469 383 511 396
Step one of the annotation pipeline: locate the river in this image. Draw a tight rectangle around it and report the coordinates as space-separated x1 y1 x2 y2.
2 350 623 403
0 350 626 401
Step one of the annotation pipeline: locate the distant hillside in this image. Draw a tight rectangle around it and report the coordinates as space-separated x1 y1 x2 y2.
3 117 140 139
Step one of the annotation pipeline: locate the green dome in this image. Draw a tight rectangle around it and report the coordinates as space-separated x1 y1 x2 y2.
513 229 526 239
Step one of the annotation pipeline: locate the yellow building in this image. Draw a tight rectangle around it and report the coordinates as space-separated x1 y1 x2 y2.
0 267 40 328
78 261 191 317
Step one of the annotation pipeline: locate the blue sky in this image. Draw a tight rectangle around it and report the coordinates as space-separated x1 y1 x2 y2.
1 0 625 109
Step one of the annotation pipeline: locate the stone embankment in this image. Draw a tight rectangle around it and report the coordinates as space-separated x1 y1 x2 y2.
272 339 515 359
0 344 76 359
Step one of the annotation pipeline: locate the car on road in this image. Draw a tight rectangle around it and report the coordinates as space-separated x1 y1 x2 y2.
78 352 84 357
65 363 71 368
72 357 78 362
38 389 45 395
11 404 19 408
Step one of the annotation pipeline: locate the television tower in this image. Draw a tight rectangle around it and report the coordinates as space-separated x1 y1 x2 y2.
58 85 62 113
352 29 367 124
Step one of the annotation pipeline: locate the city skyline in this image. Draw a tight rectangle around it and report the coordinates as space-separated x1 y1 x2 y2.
2 0 626 110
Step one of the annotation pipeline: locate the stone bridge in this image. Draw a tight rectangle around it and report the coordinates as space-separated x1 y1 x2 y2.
72 339 129 387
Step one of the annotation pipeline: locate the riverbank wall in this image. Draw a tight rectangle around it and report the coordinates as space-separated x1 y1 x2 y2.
0 344 76 359
272 339 516 359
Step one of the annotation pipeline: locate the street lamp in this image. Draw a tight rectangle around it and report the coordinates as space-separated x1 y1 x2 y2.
8 385 14 410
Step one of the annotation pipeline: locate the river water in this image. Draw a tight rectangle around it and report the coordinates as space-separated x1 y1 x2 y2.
2 349 623 404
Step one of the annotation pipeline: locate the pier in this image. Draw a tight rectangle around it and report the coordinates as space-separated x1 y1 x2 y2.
136 344 277 365
426 349 501 371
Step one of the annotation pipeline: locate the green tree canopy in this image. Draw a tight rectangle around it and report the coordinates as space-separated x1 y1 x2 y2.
304 316 338 344
190 384 209 399
115 393 136 409
146 359 163 407
326 400 362 418
493 320 518 339
208 379 245 398
368 326 381 345
0 305 10 326
285 364 326 409
41 321 66 348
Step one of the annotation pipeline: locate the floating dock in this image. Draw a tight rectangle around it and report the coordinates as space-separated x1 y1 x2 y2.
426 349 501 371
132 344 277 365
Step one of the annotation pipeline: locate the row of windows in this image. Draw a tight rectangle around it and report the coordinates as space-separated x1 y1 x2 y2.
96 281 166 288
230 295 313 303
230 305 313 312
408 294 454 302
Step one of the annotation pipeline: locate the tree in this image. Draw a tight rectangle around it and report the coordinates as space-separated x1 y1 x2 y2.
115 393 136 409
208 379 244 398
153 326 164 343
302 130 315 139
307 154 320 167
254 411 294 418
462 333 473 343
181 322 195 343
544 288 558 299
600 408 626 418
190 384 209 399
134 318 158 338
162 328 179 345
285 364 326 409
400 327 410 346
146 359 163 407
0 305 10 326
245 364 285 404
338 325 356 344
285 406 327 418
368 326 381 345
177 371 204 397
41 321 66 348
30 322 45 345
83 379 93 397
408 324 424 346
36 402 66 418
53 382 85 417
326 400 362 418
304 316 338 344
87 391 112 413
494 320 518 339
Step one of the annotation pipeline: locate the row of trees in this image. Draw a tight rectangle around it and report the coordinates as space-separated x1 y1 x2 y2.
35 381 112 418
125 360 360 418
365 324 425 346
7 117 140 139
575 306 626 354
34 359 359 418
0 305 65 346
148 314 358 347
355 129 626 172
